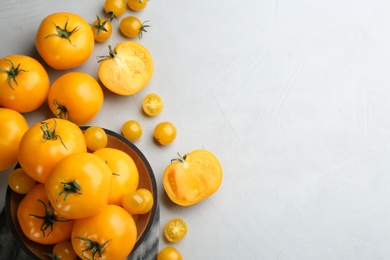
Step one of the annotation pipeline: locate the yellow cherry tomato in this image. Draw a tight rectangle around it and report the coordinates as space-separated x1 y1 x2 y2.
154 122 177 145
121 191 147 215
104 0 127 19
8 168 37 195
122 120 142 141
142 93 163 116
91 16 112 43
119 16 149 39
157 247 183 260
137 188 153 214
84 126 108 151
128 0 148 11
164 218 188 243
98 41 154 96
46 240 77 260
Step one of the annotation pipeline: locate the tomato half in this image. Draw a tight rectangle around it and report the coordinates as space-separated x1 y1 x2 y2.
47 72 104 125
17 184 75 245
45 152 112 219
72 205 137 260
164 218 188 243
163 150 223 206
35 12 95 70
142 93 163 116
98 41 154 96
93 147 139 205
0 55 50 113
18 118 87 183
0 108 28 171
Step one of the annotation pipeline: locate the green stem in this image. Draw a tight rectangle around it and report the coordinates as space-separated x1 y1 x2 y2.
57 180 82 202
0 59 27 89
40 120 67 149
45 18 80 45
74 237 112 260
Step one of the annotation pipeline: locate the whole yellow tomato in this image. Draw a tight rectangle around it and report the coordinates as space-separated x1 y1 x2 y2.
98 41 154 96
128 0 148 11
0 55 50 113
35 12 94 70
0 108 28 171
18 118 87 183
91 16 112 43
163 150 223 206
93 147 139 205
45 152 112 219
47 72 104 125
72 205 137 260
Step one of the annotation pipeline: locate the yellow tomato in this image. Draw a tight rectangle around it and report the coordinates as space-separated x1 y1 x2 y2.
163 150 223 206
128 0 148 11
119 16 149 39
0 108 29 171
164 218 188 243
91 16 112 43
154 122 177 145
35 12 95 70
8 168 36 194
157 247 183 260
98 41 154 96
142 93 163 116
122 120 142 141
84 126 108 151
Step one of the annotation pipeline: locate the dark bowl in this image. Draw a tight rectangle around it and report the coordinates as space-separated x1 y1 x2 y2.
5 127 158 259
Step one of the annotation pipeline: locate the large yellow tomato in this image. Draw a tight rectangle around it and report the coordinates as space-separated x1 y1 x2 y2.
0 108 29 171
98 41 154 96
93 147 139 205
35 12 94 70
18 118 87 183
163 150 223 206
45 152 112 219
0 55 50 113
47 72 104 125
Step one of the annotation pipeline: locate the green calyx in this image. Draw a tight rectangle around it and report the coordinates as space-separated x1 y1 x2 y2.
91 15 109 37
45 18 80 44
74 237 112 260
40 120 67 149
138 20 150 39
57 180 82 202
0 59 27 89
97 45 117 63
29 199 71 238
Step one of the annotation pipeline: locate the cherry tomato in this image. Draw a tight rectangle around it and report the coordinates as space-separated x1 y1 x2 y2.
98 42 154 96
128 0 148 11
17 184 75 245
93 147 139 205
18 118 87 184
35 12 95 70
8 168 36 195
0 108 28 171
142 93 163 116
137 188 153 214
47 72 104 125
104 0 127 20
122 120 142 141
157 247 183 260
44 240 77 260
154 122 177 145
91 16 112 43
45 152 112 219
164 218 188 243
0 55 50 113
121 191 147 215
84 126 108 151
119 16 149 38
163 150 223 206
72 205 137 260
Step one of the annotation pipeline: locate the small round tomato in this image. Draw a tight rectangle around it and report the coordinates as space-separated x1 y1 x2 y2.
104 0 127 20
35 12 95 70
121 191 147 215
154 122 177 145
0 55 50 113
120 16 149 38
44 240 77 260
8 168 36 194
84 126 108 151
164 218 187 243
17 184 75 245
137 188 153 214
45 152 112 219
128 0 148 11
91 16 112 42
18 118 87 183
93 147 139 205
98 42 154 96
163 150 223 206
47 72 104 125
122 120 142 141
72 205 137 260
0 108 28 171
157 247 183 260
142 93 163 116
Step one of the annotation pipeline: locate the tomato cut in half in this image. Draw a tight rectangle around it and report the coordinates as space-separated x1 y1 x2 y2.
164 218 187 243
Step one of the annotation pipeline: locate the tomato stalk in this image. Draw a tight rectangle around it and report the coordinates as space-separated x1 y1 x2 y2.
171 153 189 168
74 237 112 260
0 59 27 89
57 180 82 202
40 120 67 149
52 99 73 123
45 18 80 45
97 45 117 63
91 15 109 37
28 199 71 238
